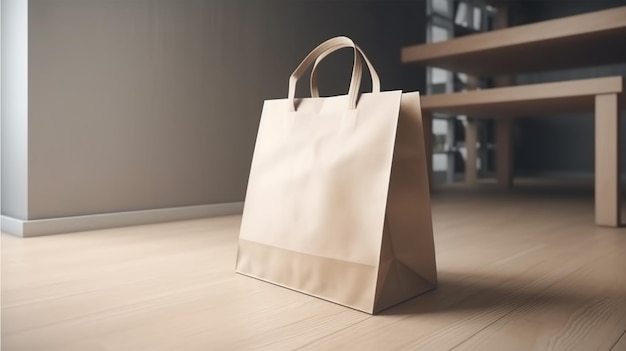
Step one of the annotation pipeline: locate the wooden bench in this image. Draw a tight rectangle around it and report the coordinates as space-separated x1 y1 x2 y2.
419 76 624 227
400 6 626 227
401 6 626 76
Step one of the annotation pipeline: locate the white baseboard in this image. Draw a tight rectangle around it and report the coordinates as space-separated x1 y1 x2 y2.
1 216 25 236
1 202 244 238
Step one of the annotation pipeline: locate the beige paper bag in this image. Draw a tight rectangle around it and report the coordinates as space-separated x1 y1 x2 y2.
236 37 437 314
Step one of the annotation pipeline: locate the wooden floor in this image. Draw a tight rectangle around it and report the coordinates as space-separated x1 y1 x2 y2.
3 182 626 350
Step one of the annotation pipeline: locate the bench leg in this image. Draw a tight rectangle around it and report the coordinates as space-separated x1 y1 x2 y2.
422 111 433 189
496 119 513 188
595 94 621 227
466 118 478 184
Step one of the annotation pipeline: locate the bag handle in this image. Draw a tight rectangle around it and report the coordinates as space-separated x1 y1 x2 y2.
288 36 364 111
309 42 381 98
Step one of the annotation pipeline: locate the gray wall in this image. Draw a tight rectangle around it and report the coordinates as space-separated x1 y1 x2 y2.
509 1 626 176
1 0 29 220
8 0 426 220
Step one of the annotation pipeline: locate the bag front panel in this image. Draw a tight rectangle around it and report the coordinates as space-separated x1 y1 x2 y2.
239 91 402 267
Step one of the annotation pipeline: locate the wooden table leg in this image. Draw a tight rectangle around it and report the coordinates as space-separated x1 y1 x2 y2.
466 118 478 185
496 119 513 189
422 111 433 189
595 94 621 227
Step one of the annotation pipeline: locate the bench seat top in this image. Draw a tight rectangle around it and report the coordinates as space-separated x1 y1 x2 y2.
420 76 624 117
401 6 626 76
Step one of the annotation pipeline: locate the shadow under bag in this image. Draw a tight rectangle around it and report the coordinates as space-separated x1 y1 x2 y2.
236 36 437 314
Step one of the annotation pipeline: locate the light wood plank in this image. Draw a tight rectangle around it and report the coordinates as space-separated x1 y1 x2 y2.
307 221 610 350
3 183 626 350
496 119 513 189
1 217 368 351
492 5 514 192
454 249 626 351
595 94 621 227
493 3 509 32
463 69 481 185
422 111 433 188
270 183 622 349
401 6 626 75
465 118 478 184
419 76 624 117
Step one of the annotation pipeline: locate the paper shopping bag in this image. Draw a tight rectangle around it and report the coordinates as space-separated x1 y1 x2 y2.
236 36 437 314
